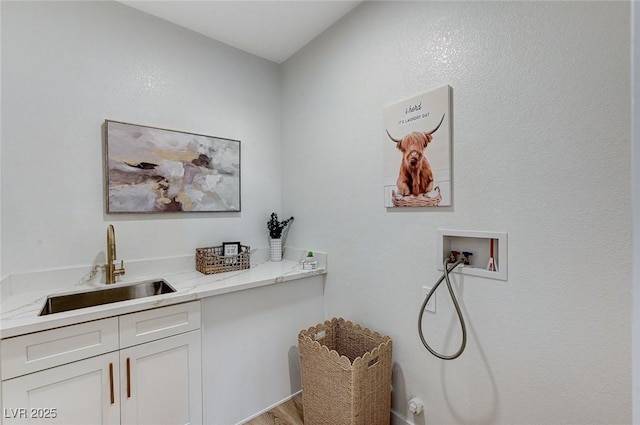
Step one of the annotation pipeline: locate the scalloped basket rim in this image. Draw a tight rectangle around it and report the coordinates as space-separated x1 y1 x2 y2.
298 317 392 369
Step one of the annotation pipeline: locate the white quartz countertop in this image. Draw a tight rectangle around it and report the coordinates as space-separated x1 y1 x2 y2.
0 248 326 339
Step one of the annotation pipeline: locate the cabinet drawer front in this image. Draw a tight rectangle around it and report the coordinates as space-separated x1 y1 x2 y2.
119 301 201 348
1 318 119 380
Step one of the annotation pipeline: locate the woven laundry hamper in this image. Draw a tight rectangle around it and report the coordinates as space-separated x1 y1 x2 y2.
298 318 392 425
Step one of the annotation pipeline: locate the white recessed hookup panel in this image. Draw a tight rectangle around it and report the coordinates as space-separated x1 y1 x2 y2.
437 229 508 281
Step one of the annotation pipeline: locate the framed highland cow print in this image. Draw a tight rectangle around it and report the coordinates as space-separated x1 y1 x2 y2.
383 85 452 208
104 120 240 213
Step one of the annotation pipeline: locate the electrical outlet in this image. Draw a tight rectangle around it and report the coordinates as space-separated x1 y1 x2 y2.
422 286 436 313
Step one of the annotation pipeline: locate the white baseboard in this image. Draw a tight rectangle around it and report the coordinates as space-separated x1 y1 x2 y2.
391 409 413 425
236 395 410 425
236 391 302 425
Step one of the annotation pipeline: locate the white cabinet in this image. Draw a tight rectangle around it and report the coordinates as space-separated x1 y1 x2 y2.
3 351 120 425
120 331 201 425
1 302 201 425
118 302 202 425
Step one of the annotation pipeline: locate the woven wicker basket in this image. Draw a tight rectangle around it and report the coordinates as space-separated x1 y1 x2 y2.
298 318 393 425
195 245 250 275
392 186 442 207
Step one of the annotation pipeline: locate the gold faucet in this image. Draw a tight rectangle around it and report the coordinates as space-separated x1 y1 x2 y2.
106 224 125 284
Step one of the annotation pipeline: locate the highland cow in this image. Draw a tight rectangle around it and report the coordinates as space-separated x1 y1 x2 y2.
386 114 445 197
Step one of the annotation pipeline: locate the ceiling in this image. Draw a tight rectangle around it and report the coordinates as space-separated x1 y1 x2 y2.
119 1 362 64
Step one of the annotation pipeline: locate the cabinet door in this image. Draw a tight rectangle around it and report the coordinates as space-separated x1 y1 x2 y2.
2 352 120 425
120 330 202 425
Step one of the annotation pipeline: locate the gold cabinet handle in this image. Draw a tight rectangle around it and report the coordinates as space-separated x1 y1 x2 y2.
126 357 131 398
109 362 115 404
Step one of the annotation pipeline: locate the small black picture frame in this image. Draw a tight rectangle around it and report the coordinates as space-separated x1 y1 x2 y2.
222 242 241 257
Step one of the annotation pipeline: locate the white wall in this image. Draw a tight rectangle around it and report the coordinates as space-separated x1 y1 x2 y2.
1 1 282 278
632 2 639 423
1 2 307 423
282 2 631 424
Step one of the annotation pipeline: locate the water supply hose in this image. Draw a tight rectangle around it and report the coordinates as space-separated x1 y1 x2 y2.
418 258 467 360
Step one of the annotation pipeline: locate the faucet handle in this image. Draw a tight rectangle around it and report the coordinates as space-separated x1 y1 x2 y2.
115 260 126 277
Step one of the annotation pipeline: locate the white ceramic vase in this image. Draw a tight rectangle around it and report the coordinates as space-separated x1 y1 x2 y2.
270 238 282 262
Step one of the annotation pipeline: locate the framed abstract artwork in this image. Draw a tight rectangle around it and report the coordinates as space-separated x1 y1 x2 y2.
104 120 240 213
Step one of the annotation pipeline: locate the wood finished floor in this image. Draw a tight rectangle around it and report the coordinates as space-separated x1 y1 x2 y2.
244 394 304 425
